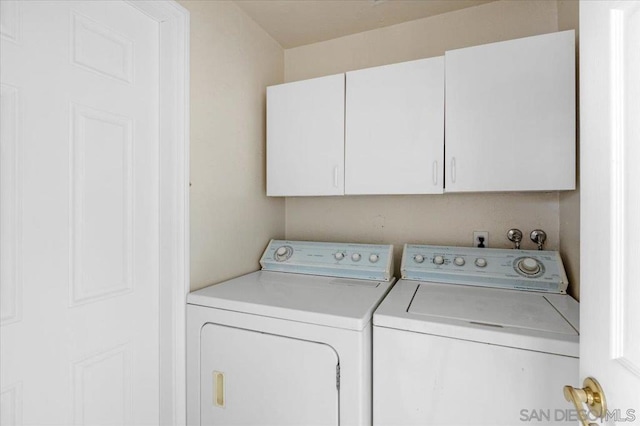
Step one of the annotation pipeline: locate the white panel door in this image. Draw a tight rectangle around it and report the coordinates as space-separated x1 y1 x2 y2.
445 30 576 192
578 1 640 423
345 57 444 195
267 74 345 196
1 2 160 425
200 323 339 426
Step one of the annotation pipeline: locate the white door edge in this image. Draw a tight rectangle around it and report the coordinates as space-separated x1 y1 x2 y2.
123 2 190 425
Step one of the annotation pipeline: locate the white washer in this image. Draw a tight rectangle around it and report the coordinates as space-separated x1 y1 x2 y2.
374 244 579 426
187 240 395 426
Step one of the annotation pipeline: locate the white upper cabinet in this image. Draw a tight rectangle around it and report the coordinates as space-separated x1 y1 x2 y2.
345 57 445 195
267 30 576 196
445 30 576 192
267 74 345 196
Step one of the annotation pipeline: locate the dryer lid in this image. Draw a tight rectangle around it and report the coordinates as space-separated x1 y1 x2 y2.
188 271 394 331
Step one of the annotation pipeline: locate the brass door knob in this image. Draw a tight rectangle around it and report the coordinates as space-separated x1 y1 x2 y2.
563 377 607 426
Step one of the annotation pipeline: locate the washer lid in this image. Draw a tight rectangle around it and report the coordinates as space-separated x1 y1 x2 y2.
408 283 575 334
188 271 394 331
374 280 579 356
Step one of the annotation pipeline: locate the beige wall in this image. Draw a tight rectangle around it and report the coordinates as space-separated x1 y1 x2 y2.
284 0 559 81
181 0 581 296
182 1 285 291
283 0 581 295
286 193 560 274
557 0 580 299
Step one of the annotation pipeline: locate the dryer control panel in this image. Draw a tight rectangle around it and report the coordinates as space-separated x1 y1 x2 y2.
401 244 568 293
260 240 394 281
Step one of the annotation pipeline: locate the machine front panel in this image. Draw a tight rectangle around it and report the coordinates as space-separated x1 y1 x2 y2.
200 323 339 426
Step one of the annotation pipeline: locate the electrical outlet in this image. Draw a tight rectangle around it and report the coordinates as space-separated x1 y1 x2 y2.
473 231 489 248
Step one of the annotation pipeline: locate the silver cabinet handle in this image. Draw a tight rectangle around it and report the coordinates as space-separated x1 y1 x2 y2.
450 157 457 184
333 166 339 188
432 161 438 186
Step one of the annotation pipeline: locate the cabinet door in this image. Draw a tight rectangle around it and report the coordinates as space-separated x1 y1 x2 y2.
267 74 345 196
445 30 576 192
200 323 339 426
345 57 444 195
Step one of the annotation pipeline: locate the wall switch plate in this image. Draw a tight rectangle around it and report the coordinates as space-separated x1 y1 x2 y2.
473 231 489 248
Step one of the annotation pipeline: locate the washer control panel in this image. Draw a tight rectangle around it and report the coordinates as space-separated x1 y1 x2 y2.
401 244 568 293
260 240 394 281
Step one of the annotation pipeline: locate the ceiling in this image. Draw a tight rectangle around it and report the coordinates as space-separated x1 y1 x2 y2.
234 0 495 49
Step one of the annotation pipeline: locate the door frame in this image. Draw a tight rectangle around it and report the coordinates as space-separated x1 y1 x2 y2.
124 1 190 425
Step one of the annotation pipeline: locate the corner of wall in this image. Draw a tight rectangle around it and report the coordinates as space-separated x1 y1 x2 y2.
557 0 580 300
182 0 286 291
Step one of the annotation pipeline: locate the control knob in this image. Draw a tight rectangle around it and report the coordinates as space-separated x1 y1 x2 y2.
475 258 487 268
414 254 425 264
274 245 293 262
518 257 541 275
351 253 361 262
369 254 379 263
334 252 345 261
433 255 445 265
454 257 465 266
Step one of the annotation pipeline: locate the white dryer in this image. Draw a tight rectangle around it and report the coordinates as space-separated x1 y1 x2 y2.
187 240 395 426
374 244 579 426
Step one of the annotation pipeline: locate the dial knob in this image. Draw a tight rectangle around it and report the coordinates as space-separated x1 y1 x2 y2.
434 255 445 265
454 257 465 266
519 257 540 274
274 245 293 262
475 258 487 268
334 252 344 261
351 253 361 262
369 254 379 263
414 254 425 264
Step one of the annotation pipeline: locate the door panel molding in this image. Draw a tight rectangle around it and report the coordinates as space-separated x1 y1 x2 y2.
69 103 135 307
0 84 21 326
0 1 21 43
0 381 23 426
71 11 134 84
71 343 132 425
609 3 640 378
